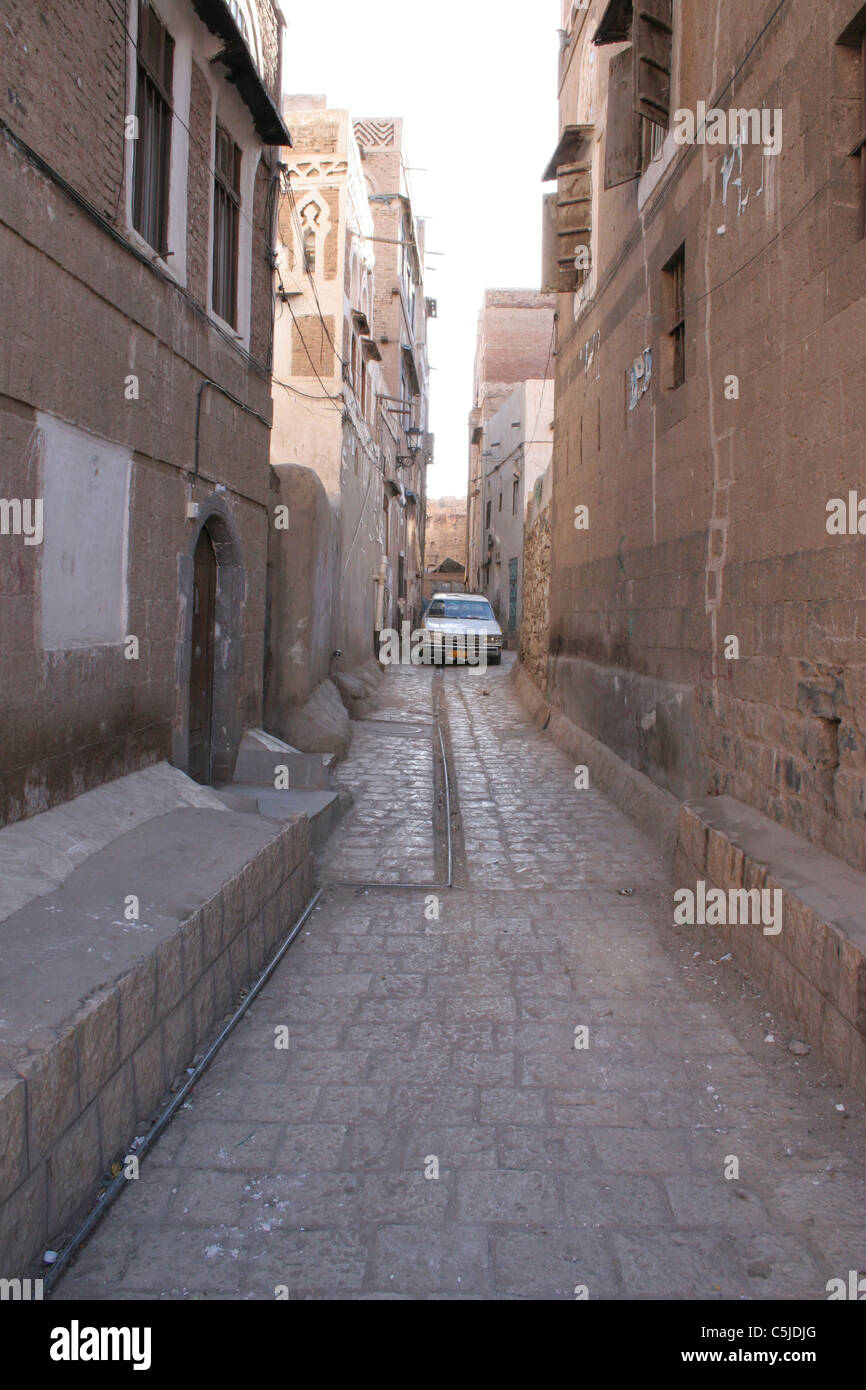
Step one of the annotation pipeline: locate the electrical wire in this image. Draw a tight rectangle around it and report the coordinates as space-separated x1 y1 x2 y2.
282 169 349 371
283 298 346 415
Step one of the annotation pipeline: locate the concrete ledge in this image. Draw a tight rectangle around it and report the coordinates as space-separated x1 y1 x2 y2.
510 660 680 856
0 800 313 1274
0 763 226 925
675 795 866 1094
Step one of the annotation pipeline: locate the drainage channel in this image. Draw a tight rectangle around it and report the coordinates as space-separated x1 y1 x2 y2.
320 679 466 894
44 887 325 1297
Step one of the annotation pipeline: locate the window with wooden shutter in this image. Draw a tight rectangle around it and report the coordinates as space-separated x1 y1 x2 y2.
604 47 641 188
556 159 592 289
541 127 593 291
132 2 174 254
596 0 673 187
634 0 674 129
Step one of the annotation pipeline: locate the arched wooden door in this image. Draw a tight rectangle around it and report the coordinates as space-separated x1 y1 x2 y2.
188 525 217 784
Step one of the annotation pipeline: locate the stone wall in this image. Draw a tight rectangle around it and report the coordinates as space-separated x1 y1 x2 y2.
546 0 866 874
519 503 552 695
0 1 282 826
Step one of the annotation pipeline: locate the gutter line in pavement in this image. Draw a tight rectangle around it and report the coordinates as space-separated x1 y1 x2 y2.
44 886 325 1296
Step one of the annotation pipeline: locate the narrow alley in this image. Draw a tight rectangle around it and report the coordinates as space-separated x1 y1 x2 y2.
52 662 866 1301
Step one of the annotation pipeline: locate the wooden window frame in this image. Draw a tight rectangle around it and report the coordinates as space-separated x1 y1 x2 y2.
662 243 686 391
212 123 242 328
132 1 174 255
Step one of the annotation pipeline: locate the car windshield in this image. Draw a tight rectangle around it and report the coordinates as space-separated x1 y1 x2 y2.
429 599 494 621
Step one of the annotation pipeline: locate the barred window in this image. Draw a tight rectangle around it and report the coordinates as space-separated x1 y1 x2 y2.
132 2 173 254
212 124 241 327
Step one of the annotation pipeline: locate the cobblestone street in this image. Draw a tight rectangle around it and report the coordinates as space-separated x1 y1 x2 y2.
55 662 866 1300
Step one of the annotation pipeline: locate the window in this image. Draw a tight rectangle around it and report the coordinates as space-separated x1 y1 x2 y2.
597 0 673 189
663 244 686 389
132 2 173 254
303 226 316 274
513 478 519 515
227 0 249 42
640 113 666 173
838 5 866 238
431 598 495 621
485 498 492 530
498 491 503 512
212 124 241 327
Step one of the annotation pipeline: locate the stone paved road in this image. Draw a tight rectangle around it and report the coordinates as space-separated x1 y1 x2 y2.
55 661 866 1299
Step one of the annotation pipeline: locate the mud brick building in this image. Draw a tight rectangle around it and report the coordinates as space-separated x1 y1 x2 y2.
539 0 866 874
356 115 433 635
0 0 289 819
268 104 433 743
466 290 556 596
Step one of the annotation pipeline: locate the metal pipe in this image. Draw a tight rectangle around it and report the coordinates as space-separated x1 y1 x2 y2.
438 724 454 889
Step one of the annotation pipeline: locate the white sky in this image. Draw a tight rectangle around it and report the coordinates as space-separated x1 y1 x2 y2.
281 0 562 499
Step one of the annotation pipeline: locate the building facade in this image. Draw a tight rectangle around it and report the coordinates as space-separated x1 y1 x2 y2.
423 496 467 604
267 104 432 732
356 116 433 635
539 0 866 872
0 0 288 821
466 290 556 597
478 380 554 640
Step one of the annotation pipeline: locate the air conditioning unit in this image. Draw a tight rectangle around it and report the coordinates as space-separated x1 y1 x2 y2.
487 531 495 549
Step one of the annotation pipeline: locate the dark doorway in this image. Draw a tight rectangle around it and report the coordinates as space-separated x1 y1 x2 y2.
189 525 217 783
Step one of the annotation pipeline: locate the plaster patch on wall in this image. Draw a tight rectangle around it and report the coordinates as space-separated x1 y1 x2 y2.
38 412 131 650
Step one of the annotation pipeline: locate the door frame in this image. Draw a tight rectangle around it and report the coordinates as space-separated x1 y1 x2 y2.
175 498 245 784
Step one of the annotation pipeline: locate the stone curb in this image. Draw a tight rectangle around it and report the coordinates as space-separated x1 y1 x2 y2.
0 818 314 1275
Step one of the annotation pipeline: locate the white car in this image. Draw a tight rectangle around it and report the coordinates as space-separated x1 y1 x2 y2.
422 593 502 665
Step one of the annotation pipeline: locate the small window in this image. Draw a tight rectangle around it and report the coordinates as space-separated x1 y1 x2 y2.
498 491 502 512
212 124 241 327
303 225 316 274
132 2 174 254
485 499 492 530
640 113 666 173
838 5 866 239
513 478 520 515
662 243 685 390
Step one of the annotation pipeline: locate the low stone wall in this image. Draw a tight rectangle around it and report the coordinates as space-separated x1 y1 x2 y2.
0 817 313 1275
511 655 866 1098
675 796 866 1094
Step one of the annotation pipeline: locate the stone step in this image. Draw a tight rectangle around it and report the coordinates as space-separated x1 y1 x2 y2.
255 789 343 849
234 729 335 789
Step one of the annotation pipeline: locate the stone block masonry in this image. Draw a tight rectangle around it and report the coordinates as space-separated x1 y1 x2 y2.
0 790 313 1275
674 795 866 1096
